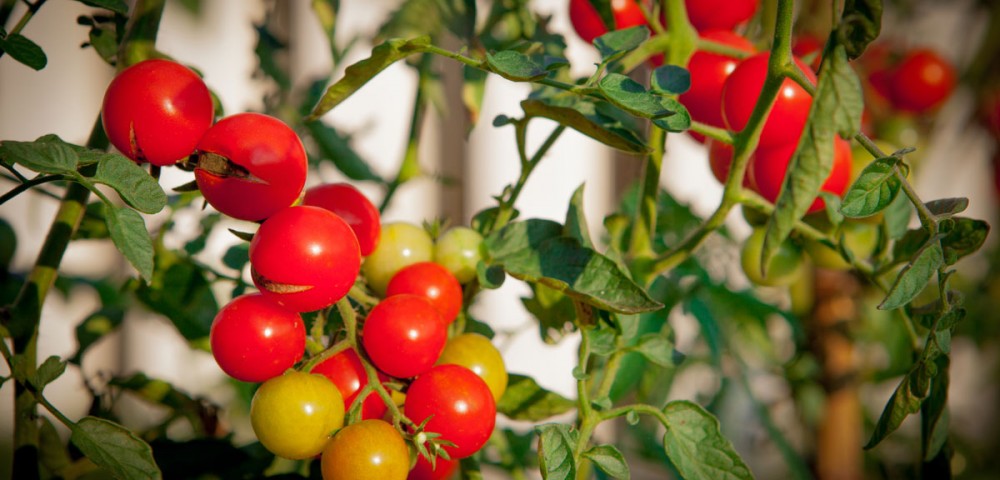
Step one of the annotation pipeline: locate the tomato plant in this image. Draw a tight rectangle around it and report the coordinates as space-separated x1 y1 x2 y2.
361 294 446 378
321 419 409 480
250 371 345 460
386 261 462 324
405 364 496 459
723 52 817 149
681 30 755 143
209 293 305 383
312 349 389 420
303 183 382 256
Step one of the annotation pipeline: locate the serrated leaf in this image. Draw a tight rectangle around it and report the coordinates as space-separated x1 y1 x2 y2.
92 154 168 214
536 424 578 480
70 308 124 364
33 356 67 390
598 73 677 119
583 445 630 479
486 50 547 81
925 198 968 218
308 36 430 120
75 0 129 14
661 401 753 480
70 417 161 479
839 0 882 59
521 95 649 154
939 217 989 265
0 138 78 174
564 183 593 248
879 242 943 310
840 157 901 218
305 120 385 183
498 374 575 421
650 65 691 95
105 205 154 283
633 334 677 367
0 33 47 70
593 26 648 61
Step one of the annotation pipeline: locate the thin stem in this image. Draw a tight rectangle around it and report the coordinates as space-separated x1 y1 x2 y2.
301 339 350 372
689 121 736 144
0 174 66 206
490 124 566 233
628 126 665 260
0 0 46 60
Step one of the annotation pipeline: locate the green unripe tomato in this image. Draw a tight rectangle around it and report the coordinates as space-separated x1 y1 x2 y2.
740 228 805 287
361 222 433 296
433 227 484 284
804 221 879 270
250 371 345 459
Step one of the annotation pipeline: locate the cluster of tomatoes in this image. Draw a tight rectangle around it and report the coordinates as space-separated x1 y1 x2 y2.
101 58 507 479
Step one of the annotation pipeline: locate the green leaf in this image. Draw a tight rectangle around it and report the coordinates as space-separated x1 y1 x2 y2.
838 0 882 59
104 205 154 283
70 417 161 479
632 334 678 367
763 45 862 271
587 0 615 31
925 198 968 218
307 36 430 120
75 0 130 14
650 65 691 95
598 73 677 119
536 424 578 480
486 50 548 81
70 308 124 364
883 193 913 240
593 26 649 61
840 157 901 218
661 401 753 480
39 417 72 476
306 120 385 183
254 24 291 91
378 0 476 42
0 33 47 70
92 154 168 214
564 183 594 248
879 242 943 310
589 327 617 356
939 217 989 265
484 218 563 260
651 99 692 133
476 262 506 289
0 138 78 174
136 255 218 341
33 356 67 390
222 243 250 271
521 283 577 343
497 374 575 421
521 95 649 154
922 355 950 461
86 21 119 65
583 445 630 479
864 368 929 449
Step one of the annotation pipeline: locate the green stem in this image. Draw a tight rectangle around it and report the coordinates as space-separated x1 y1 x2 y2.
0 0 46 60
301 339 351 372
573 326 596 480
628 127 665 261
118 0 165 68
689 121 736 144
0 174 67 206
662 0 697 67
489 124 566 233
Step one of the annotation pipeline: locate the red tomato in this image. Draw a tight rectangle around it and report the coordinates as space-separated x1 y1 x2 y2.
386 262 462 324
409 455 458 480
312 349 388 420
405 364 496 459
706 139 754 188
209 294 304 383
249 206 361 312
890 48 956 113
722 52 817 149
680 30 755 143
194 113 307 221
751 137 852 213
361 295 446 378
101 59 213 166
568 0 647 44
685 0 758 32
303 183 381 256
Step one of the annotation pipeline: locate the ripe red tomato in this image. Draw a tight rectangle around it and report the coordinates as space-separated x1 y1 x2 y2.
386 262 462 324
405 364 496 459
250 371 345 460
312 349 388 420
249 206 361 312
685 0 758 32
209 294 304 383
303 183 381 256
751 137 852 213
194 113 307 221
680 30 755 143
568 0 647 44
409 455 458 480
722 52 817 149
890 48 956 113
321 419 409 480
705 139 754 188
101 59 213 166
361 294 446 378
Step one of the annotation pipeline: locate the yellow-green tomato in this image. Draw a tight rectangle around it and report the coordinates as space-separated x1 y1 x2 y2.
250 371 345 459
740 228 805 287
804 221 879 270
433 226 484 284
361 222 433 295
436 333 508 401
321 419 409 480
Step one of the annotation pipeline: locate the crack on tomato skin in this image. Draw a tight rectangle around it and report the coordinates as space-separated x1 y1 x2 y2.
194 151 268 184
129 121 146 162
251 267 314 294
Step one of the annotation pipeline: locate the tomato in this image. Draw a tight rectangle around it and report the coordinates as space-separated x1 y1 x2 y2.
436 333 508 402
804 221 879 270
362 294 446 378
740 228 804 287
312 349 388 420
405 364 496 459
568 0 647 44
751 137 852 213
685 0 758 32
722 53 817 149
362 222 434 296
681 30 755 143
321 419 409 480
890 48 956 113
386 262 462 324
250 206 361 312
209 294 304 383
706 139 756 188
409 455 458 480
303 183 381 256
433 227 484 284
250 371 345 460
194 113 307 221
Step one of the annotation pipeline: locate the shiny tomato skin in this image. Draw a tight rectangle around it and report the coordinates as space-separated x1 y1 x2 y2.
250 206 361 312
408 455 458 480
568 0 647 44
386 262 462 324
303 183 381 256
209 294 305 383
405 364 496 459
751 137 852 213
436 333 508 402
361 294 446 379
722 53 817 149
685 0 758 31
194 113 307 221
250 371 345 460
681 30 755 142
321 419 409 480
101 59 214 166
312 349 388 420
890 48 956 113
